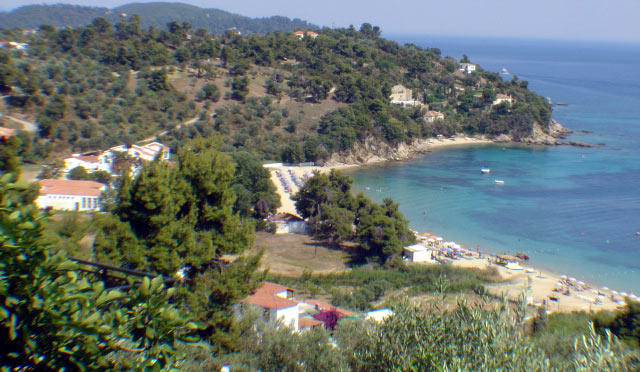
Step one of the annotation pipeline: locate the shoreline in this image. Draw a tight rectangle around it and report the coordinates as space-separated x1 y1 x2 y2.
265 135 633 313
266 135 496 216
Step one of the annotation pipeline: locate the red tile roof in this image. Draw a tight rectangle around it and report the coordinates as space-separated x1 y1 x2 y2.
242 292 298 309
241 282 297 310
305 300 356 316
0 127 15 139
298 317 324 329
39 179 105 197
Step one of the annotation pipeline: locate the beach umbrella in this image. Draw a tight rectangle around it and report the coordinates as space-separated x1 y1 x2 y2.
602 286 609 291
428 238 435 242
577 281 585 285
620 292 628 297
612 290 619 295
617 300 626 305
560 275 567 279
569 277 576 282
555 281 563 287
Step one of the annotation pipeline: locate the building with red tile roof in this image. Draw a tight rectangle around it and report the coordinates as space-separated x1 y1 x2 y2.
239 282 299 329
36 179 105 211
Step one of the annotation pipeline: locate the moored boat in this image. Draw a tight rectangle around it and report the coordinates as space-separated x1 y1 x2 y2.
494 180 504 184
481 168 491 174
516 253 530 260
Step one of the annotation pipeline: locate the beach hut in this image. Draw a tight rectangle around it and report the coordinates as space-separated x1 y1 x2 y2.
403 244 435 263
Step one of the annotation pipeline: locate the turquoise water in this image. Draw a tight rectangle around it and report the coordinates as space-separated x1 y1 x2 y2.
347 36 640 293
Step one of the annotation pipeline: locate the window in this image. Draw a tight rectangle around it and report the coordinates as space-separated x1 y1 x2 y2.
82 198 86 209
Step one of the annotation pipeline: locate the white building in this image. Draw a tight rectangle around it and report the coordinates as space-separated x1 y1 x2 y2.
390 84 422 107
269 213 308 234
240 282 299 330
458 63 477 74
493 93 514 106
35 179 105 211
63 153 112 174
403 244 436 263
110 142 170 162
424 110 445 123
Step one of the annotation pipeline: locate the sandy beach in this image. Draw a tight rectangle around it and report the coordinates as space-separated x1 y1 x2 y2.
266 135 493 216
421 241 626 313
265 136 632 313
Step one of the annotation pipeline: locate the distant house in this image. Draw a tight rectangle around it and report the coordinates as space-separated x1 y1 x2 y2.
292 30 319 40
424 110 445 123
63 153 112 174
403 244 436 263
0 127 15 140
390 84 422 107
239 282 300 330
35 179 105 211
110 142 170 163
493 93 514 106
269 213 307 234
458 63 476 74
63 141 170 175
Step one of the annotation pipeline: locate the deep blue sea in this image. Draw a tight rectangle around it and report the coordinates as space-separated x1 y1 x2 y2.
347 35 640 293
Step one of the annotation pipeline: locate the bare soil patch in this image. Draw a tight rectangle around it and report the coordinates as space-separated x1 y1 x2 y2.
251 231 350 276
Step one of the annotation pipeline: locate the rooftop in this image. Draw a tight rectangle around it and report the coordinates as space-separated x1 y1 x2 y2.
39 179 105 196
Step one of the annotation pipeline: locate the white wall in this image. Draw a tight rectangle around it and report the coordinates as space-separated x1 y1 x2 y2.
35 194 100 211
272 304 299 330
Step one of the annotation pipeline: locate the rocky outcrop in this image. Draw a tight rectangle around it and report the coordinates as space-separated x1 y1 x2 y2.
324 120 588 166
325 136 433 166
493 119 574 146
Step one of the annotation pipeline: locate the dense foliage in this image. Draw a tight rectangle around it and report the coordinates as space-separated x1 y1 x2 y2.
0 173 202 371
1 15 551 165
294 170 415 262
0 3 317 35
92 138 264 351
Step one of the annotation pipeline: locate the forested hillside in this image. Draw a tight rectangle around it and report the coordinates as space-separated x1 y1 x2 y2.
1 15 551 166
0 3 317 35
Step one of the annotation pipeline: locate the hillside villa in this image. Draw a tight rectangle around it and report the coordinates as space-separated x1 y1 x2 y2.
424 110 445 123
63 141 170 175
390 84 423 107
458 62 477 74
493 93 514 106
237 282 389 331
292 30 319 40
35 179 105 211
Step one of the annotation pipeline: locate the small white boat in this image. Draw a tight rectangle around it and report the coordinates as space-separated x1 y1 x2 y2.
494 180 505 185
525 268 536 273
481 168 491 174
501 68 510 75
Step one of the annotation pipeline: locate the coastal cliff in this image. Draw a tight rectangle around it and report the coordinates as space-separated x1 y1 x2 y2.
325 120 575 166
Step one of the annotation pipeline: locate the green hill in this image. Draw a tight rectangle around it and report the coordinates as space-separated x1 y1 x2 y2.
0 16 552 165
0 3 317 35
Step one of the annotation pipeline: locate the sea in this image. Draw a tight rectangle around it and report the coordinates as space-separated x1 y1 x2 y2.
346 35 640 294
